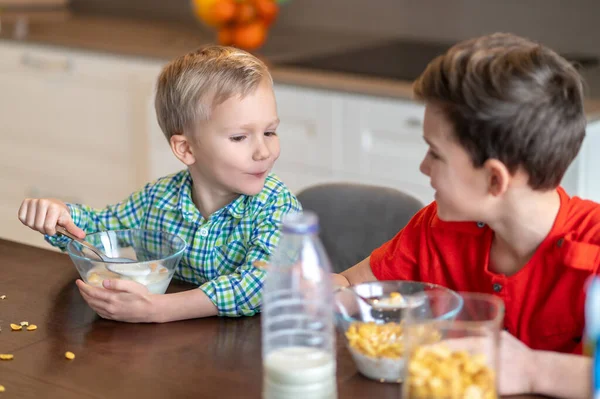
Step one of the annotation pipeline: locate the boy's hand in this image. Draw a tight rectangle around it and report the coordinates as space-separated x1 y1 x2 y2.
76 279 155 323
18 198 85 238
497 330 534 395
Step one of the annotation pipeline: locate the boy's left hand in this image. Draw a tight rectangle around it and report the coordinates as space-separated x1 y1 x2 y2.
76 279 155 323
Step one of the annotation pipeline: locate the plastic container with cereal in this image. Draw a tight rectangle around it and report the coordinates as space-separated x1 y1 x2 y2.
402 292 504 399
333 281 463 383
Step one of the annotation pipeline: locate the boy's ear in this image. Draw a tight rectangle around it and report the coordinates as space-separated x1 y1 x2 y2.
169 134 196 166
484 159 510 197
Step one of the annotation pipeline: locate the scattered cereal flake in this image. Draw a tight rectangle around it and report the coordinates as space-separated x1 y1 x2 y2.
0 354 14 360
253 261 268 269
64 351 75 360
26 324 37 331
0 295 6 299
0 384 5 392
20 321 29 327
10 324 22 331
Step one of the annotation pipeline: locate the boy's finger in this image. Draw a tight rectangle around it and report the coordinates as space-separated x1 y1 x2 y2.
76 279 111 301
17 200 29 224
44 206 62 236
103 279 145 293
33 202 49 233
59 215 85 239
25 199 38 228
79 292 111 316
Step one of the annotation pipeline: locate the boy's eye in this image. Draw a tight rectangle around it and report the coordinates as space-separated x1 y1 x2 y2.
427 149 440 159
230 135 246 142
264 131 277 137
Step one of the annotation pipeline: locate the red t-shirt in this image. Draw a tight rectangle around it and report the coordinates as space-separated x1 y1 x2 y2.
370 187 600 354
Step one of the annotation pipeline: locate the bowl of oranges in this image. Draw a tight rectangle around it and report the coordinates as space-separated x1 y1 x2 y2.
191 0 288 51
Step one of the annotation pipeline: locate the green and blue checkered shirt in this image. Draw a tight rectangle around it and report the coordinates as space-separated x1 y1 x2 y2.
46 170 301 317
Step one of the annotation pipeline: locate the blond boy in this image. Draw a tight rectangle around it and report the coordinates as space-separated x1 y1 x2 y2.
19 46 301 322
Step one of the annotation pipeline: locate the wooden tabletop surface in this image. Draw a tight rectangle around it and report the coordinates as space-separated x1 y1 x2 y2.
0 238 548 398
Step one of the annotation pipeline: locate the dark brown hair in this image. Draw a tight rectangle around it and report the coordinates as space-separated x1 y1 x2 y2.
413 33 587 190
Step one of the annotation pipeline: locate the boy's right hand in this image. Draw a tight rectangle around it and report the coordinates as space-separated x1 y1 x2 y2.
18 198 85 239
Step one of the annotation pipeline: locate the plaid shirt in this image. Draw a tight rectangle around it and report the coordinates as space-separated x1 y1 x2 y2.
46 170 301 317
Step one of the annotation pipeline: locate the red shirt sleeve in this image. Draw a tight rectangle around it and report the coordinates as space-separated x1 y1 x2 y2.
370 202 437 281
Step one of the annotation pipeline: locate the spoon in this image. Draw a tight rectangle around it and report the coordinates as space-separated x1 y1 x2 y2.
334 286 417 309
253 261 415 310
56 226 137 264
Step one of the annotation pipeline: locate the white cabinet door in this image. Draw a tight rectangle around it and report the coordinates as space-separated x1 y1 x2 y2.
0 42 159 248
271 84 342 194
581 121 600 202
563 120 600 202
342 93 434 204
143 63 187 182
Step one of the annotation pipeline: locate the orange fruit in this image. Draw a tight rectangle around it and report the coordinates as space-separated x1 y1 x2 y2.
210 0 236 25
233 21 267 51
218 26 235 46
234 1 257 24
254 0 279 26
191 0 220 27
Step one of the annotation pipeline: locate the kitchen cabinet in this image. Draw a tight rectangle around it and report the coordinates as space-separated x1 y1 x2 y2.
564 120 600 201
341 93 433 203
0 41 160 249
273 86 434 202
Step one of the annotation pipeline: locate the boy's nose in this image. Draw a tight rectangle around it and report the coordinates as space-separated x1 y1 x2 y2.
253 139 270 161
419 157 430 176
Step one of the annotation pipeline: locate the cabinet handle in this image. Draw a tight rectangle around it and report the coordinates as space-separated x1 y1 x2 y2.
20 53 71 73
405 117 422 128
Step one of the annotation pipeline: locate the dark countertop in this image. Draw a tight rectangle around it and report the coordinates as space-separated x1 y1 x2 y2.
1 11 599 120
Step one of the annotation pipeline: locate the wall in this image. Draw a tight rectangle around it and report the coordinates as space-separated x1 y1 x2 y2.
277 0 600 56
71 0 197 24
72 0 600 55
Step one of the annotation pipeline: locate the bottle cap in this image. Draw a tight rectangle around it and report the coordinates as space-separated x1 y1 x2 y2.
282 211 319 234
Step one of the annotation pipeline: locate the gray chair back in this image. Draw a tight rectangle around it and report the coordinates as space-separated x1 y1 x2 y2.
296 183 424 273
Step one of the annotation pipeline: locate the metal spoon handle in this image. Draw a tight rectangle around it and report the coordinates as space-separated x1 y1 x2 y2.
55 226 105 261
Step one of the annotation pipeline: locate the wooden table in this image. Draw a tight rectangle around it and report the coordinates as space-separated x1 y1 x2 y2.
0 239 546 398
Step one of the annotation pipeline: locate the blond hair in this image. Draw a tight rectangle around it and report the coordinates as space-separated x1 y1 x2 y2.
155 45 272 140
413 33 586 190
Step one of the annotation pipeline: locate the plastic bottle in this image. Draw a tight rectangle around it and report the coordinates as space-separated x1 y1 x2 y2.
585 277 599 399
261 211 336 399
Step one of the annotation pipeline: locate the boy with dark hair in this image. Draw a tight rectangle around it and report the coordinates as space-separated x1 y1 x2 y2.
334 33 599 398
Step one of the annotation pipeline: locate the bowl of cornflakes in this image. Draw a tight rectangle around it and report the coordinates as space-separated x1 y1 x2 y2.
66 229 186 294
334 281 463 383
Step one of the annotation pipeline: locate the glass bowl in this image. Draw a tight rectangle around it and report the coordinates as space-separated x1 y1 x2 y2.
334 281 463 383
66 229 186 294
